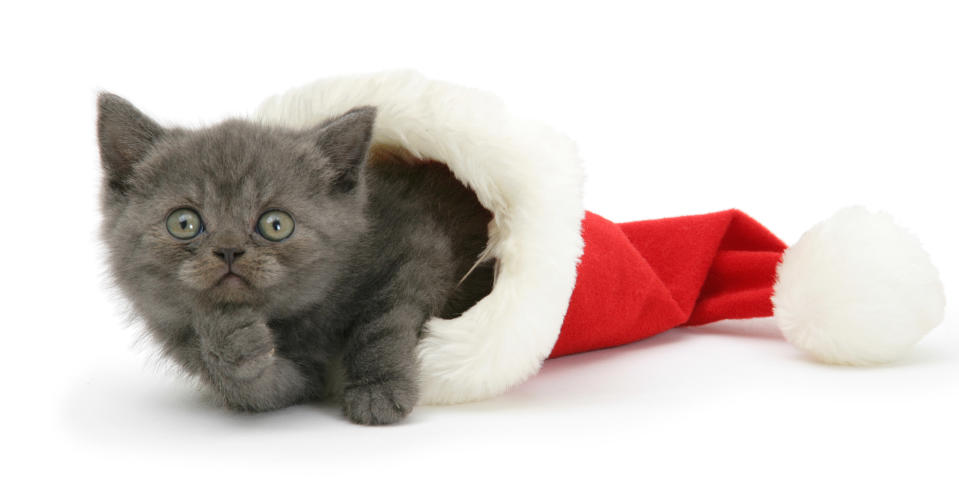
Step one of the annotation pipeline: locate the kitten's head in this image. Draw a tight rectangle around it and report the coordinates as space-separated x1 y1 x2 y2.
97 94 376 322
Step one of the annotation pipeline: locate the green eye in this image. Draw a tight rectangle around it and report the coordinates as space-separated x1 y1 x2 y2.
166 208 203 240
257 210 295 242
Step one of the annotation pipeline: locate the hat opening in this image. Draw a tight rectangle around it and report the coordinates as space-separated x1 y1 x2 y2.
367 143 496 319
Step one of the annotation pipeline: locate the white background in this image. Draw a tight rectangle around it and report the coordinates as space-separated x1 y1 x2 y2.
2 1 956 494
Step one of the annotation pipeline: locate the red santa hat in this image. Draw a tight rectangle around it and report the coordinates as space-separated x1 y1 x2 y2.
256 71 945 405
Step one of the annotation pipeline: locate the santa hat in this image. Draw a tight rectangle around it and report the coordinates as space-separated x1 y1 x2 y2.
255 71 946 405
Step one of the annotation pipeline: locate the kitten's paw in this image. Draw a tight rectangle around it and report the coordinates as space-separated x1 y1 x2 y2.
343 376 418 425
200 321 275 381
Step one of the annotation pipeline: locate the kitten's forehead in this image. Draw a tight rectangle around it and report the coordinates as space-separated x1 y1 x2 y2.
174 121 299 180
137 120 317 210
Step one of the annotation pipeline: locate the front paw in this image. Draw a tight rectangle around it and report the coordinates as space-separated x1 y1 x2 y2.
200 321 275 381
343 376 418 425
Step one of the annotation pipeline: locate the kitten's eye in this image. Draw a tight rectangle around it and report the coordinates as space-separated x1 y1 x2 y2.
166 208 204 240
257 210 295 242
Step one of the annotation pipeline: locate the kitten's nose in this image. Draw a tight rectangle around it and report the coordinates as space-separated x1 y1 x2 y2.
213 248 245 267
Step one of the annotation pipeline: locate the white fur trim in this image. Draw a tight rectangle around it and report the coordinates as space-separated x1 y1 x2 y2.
772 207 945 365
254 71 585 404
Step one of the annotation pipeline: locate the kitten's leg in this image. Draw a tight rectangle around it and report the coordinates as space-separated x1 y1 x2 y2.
341 305 424 425
193 307 308 412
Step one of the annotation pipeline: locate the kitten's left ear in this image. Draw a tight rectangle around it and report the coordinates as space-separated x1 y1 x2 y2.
97 93 165 193
311 106 377 192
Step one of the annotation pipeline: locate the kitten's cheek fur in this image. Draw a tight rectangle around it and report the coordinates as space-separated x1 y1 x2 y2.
177 258 220 290
237 254 285 289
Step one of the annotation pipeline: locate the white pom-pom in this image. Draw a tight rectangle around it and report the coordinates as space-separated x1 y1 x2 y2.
772 207 945 365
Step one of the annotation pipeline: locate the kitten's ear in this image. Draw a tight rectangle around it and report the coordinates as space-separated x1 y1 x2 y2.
97 93 165 193
311 106 377 192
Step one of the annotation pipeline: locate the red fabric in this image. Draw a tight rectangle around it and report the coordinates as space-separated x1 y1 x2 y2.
550 210 788 358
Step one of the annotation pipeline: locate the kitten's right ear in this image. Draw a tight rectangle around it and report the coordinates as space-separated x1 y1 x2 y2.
97 93 164 193
311 106 377 193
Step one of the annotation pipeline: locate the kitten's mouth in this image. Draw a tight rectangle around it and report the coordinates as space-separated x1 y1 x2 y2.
215 272 249 289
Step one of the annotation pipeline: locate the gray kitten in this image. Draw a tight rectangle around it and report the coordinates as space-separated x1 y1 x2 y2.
97 94 493 425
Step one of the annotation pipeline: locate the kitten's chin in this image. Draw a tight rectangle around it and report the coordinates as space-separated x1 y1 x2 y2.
218 273 249 289
204 288 260 305
202 274 261 304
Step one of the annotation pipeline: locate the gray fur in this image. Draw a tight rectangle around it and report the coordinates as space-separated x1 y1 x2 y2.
97 94 493 424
